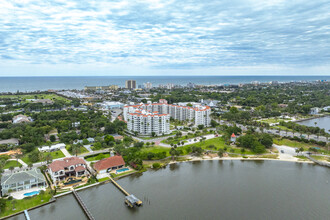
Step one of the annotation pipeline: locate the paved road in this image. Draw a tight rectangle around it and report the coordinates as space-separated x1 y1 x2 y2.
110 108 122 122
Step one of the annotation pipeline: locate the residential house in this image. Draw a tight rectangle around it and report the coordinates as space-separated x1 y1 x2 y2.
38 143 65 152
94 155 125 174
0 168 46 196
12 115 32 124
47 157 87 185
230 133 237 142
310 107 320 115
0 138 19 146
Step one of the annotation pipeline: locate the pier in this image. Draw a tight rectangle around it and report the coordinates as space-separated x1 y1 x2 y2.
24 210 30 220
72 190 95 220
109 176 143 207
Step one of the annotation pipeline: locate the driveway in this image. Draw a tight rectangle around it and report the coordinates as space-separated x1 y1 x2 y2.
60 147 71 157
273 144 299 160
84 145 93 153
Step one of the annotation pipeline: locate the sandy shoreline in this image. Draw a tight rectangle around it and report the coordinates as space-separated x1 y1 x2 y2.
167 156 315 165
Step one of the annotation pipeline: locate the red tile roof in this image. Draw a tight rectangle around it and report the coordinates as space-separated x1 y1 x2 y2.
75 166 86 172
48 157 86 172
231 133 236 137
94 156 125 171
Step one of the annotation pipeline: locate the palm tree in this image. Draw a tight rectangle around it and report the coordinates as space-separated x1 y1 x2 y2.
45 153 53 165
72 144 81 156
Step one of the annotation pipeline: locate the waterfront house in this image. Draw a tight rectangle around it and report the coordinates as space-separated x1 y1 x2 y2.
310 107 320 115
0 168 46 196
47 157 87 185
94 155 125 174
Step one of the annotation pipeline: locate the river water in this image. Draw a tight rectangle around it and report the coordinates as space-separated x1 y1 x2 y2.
9 160 330 220
296 116 330 133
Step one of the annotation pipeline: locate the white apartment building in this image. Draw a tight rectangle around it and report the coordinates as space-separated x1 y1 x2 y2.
124 101 211 135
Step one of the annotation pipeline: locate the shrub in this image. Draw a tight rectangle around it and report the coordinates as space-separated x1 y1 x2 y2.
152 163 161 169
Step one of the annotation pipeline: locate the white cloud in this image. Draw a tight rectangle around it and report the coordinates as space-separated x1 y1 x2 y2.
0 0 329 76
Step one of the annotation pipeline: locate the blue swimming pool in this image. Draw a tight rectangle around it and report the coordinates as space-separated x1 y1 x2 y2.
116 168 129 173
24 190 40 197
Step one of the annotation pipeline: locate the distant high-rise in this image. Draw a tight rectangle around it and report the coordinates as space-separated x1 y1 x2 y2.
125 80 136 90
144 82 152 89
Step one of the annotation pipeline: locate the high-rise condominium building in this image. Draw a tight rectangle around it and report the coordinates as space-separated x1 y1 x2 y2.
143 82 152 89
125 80 136 90
123 100 211 135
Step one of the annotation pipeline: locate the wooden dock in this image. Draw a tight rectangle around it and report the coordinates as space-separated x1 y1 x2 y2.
109 176 142 207
24 210 30 220
72 190 95 220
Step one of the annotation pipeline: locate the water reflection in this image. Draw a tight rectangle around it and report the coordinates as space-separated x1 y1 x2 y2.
169 163 180 171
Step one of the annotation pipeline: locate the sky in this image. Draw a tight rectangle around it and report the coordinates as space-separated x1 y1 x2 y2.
0 0 330 76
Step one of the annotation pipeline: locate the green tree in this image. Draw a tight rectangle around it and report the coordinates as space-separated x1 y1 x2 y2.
50 135 56 142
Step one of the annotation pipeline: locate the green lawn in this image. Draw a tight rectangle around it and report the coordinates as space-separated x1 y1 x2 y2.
3 160 20 169
85 153 110 161
274 138 329 154
98 177 110 182
178 137 254 155
161 131 212 145
271 125 294 132
66 145 88 155
0 93 70 103
141 146 171 157
21 150 65 164
0 190 53 218
111 170 136 178
141 137 254 157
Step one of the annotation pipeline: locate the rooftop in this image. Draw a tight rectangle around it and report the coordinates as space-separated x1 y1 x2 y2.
94 155 125 171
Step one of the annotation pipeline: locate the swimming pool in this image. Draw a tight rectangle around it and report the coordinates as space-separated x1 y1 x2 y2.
24 190 40 197
116 168 129 174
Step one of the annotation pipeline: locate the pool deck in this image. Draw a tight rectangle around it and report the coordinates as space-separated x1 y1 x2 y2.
10 187 46 200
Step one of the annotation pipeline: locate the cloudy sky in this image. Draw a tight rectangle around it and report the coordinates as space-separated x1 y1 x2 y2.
1 0 330 76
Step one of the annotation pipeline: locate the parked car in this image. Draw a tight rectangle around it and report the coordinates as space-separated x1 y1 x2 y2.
280 150 284 153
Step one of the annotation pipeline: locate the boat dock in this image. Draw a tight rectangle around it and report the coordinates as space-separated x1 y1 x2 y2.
72 190 95 220
109 176 143 207
24 210 30 220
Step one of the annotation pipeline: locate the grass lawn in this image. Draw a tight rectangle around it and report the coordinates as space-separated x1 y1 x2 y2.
311 155 330 162
178 137 255 155
21 150 65 164
141 137 255 157
66 145 89 155
0 190 53 218
274 138 329 155
4 160 20 169
260 118 285 124
161 131 212 145
98 177 110 182
141 146 171 157
271 125 294 131
111 170 136 178
0 93 70 103
85 153 110 162
295 156 309 161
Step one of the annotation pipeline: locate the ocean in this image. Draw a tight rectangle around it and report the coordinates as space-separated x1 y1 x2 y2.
0 75 329 92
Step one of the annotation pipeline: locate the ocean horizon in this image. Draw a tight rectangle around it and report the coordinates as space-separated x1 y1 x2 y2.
0 75 329 93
